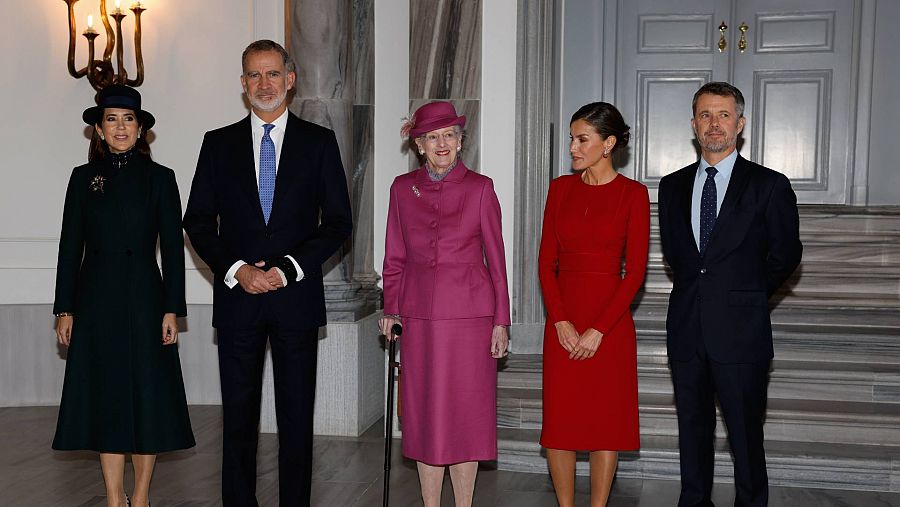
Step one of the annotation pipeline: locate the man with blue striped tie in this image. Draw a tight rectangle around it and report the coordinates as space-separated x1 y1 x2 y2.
183 39 352 506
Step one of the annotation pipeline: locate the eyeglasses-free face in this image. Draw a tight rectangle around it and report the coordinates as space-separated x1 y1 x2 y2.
96 108 140 153
691 93 745 157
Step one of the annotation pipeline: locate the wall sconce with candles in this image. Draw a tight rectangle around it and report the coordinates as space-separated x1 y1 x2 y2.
63 0 147 92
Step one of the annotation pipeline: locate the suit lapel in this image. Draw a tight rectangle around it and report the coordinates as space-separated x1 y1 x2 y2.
677 163 700 254
718 156 751 220
236 116 267 225
709 157 751 236
270 114 302 225
705 155 752 256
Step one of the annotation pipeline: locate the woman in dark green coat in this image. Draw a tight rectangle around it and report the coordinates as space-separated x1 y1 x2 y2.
53 85 194 507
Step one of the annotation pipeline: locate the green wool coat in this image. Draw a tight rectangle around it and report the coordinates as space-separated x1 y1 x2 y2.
52 154 195 453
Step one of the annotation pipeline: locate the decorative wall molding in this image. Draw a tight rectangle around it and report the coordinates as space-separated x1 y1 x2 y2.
1 304 384 438
0 237 214 304
634 71 711 186
752 70 833 189
850 0 876 205
756 11 836 53
0 237 59 268
638 14 714 54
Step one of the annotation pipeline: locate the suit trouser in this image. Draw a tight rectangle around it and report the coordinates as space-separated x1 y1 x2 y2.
217 312 319 507
670 345 770 507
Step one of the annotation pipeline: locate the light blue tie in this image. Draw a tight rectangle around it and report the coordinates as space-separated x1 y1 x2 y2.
259 123 276 224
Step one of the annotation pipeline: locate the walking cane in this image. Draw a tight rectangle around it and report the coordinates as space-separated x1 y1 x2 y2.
383 322 402 507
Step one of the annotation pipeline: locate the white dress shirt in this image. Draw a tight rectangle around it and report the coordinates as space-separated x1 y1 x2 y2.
690 148 738 249
224 109 304 288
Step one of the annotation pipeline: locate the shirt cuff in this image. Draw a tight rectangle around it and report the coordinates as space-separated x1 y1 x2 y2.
285 255 304 281
273 267 288 286
224 260 247 289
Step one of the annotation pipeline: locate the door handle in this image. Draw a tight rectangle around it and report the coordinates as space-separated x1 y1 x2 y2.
718 21 728 52
738 22 749 52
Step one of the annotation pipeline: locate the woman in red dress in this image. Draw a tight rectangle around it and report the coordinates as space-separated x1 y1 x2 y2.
538 102 650 506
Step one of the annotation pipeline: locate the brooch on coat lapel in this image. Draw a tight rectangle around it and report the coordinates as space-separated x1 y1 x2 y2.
412 185 421 197
89 175 106 193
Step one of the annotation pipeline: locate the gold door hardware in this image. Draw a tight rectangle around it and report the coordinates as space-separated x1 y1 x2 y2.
718 21 728 52
738 22 749 52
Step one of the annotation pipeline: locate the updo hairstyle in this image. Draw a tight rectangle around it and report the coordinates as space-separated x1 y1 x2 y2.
570 102 631 154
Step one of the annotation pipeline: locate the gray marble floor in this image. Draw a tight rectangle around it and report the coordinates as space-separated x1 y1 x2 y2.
3 405 899 506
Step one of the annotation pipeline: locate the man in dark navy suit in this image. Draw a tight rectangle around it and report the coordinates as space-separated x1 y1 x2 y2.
657 82 802 507
183 40 352 506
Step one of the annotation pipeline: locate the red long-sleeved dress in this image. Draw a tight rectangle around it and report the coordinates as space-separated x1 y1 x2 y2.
538 173 650 450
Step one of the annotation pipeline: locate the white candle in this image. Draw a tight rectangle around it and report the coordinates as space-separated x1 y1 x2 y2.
84 14 97 34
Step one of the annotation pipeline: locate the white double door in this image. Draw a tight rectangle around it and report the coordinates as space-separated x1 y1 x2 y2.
614 0 861 203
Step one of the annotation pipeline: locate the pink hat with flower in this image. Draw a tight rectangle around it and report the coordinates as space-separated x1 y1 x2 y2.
401 101 466 138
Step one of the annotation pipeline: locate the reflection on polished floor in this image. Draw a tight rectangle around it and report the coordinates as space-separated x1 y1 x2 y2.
2 405 899 506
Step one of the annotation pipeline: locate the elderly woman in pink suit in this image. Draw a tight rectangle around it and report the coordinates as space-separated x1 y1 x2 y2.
379 101 511 507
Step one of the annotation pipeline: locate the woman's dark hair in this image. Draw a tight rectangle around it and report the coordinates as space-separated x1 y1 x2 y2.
570 102 631 153
88 110 152 162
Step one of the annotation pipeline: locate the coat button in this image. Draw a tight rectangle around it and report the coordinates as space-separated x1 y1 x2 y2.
430 220 438 228
433 184 441 191
429 260 436 267
432 204 438 211
700 268 707 274
125 249 133 256
429 240 436 247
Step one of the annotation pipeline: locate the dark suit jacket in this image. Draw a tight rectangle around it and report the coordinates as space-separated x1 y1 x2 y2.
183 112 352 330
658 155 802 363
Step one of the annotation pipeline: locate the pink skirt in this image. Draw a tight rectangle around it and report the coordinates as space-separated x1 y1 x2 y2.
399 316 497 465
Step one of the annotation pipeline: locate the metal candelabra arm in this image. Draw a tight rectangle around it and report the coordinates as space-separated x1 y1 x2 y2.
63 0 146 92
127 4 145 87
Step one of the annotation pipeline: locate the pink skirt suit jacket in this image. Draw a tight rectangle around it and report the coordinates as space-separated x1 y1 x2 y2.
382 162 510 465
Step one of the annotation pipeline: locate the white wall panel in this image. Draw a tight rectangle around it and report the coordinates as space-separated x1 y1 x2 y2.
0 0 259 304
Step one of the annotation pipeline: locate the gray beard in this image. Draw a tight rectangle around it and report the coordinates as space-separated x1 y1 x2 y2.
699 135 735 153
248 91 287 113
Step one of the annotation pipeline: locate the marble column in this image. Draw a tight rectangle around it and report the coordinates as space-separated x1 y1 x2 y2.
408 0 482 172
262 0 381 437
351 0 380 308
290 0 373 321
512 0 557 353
